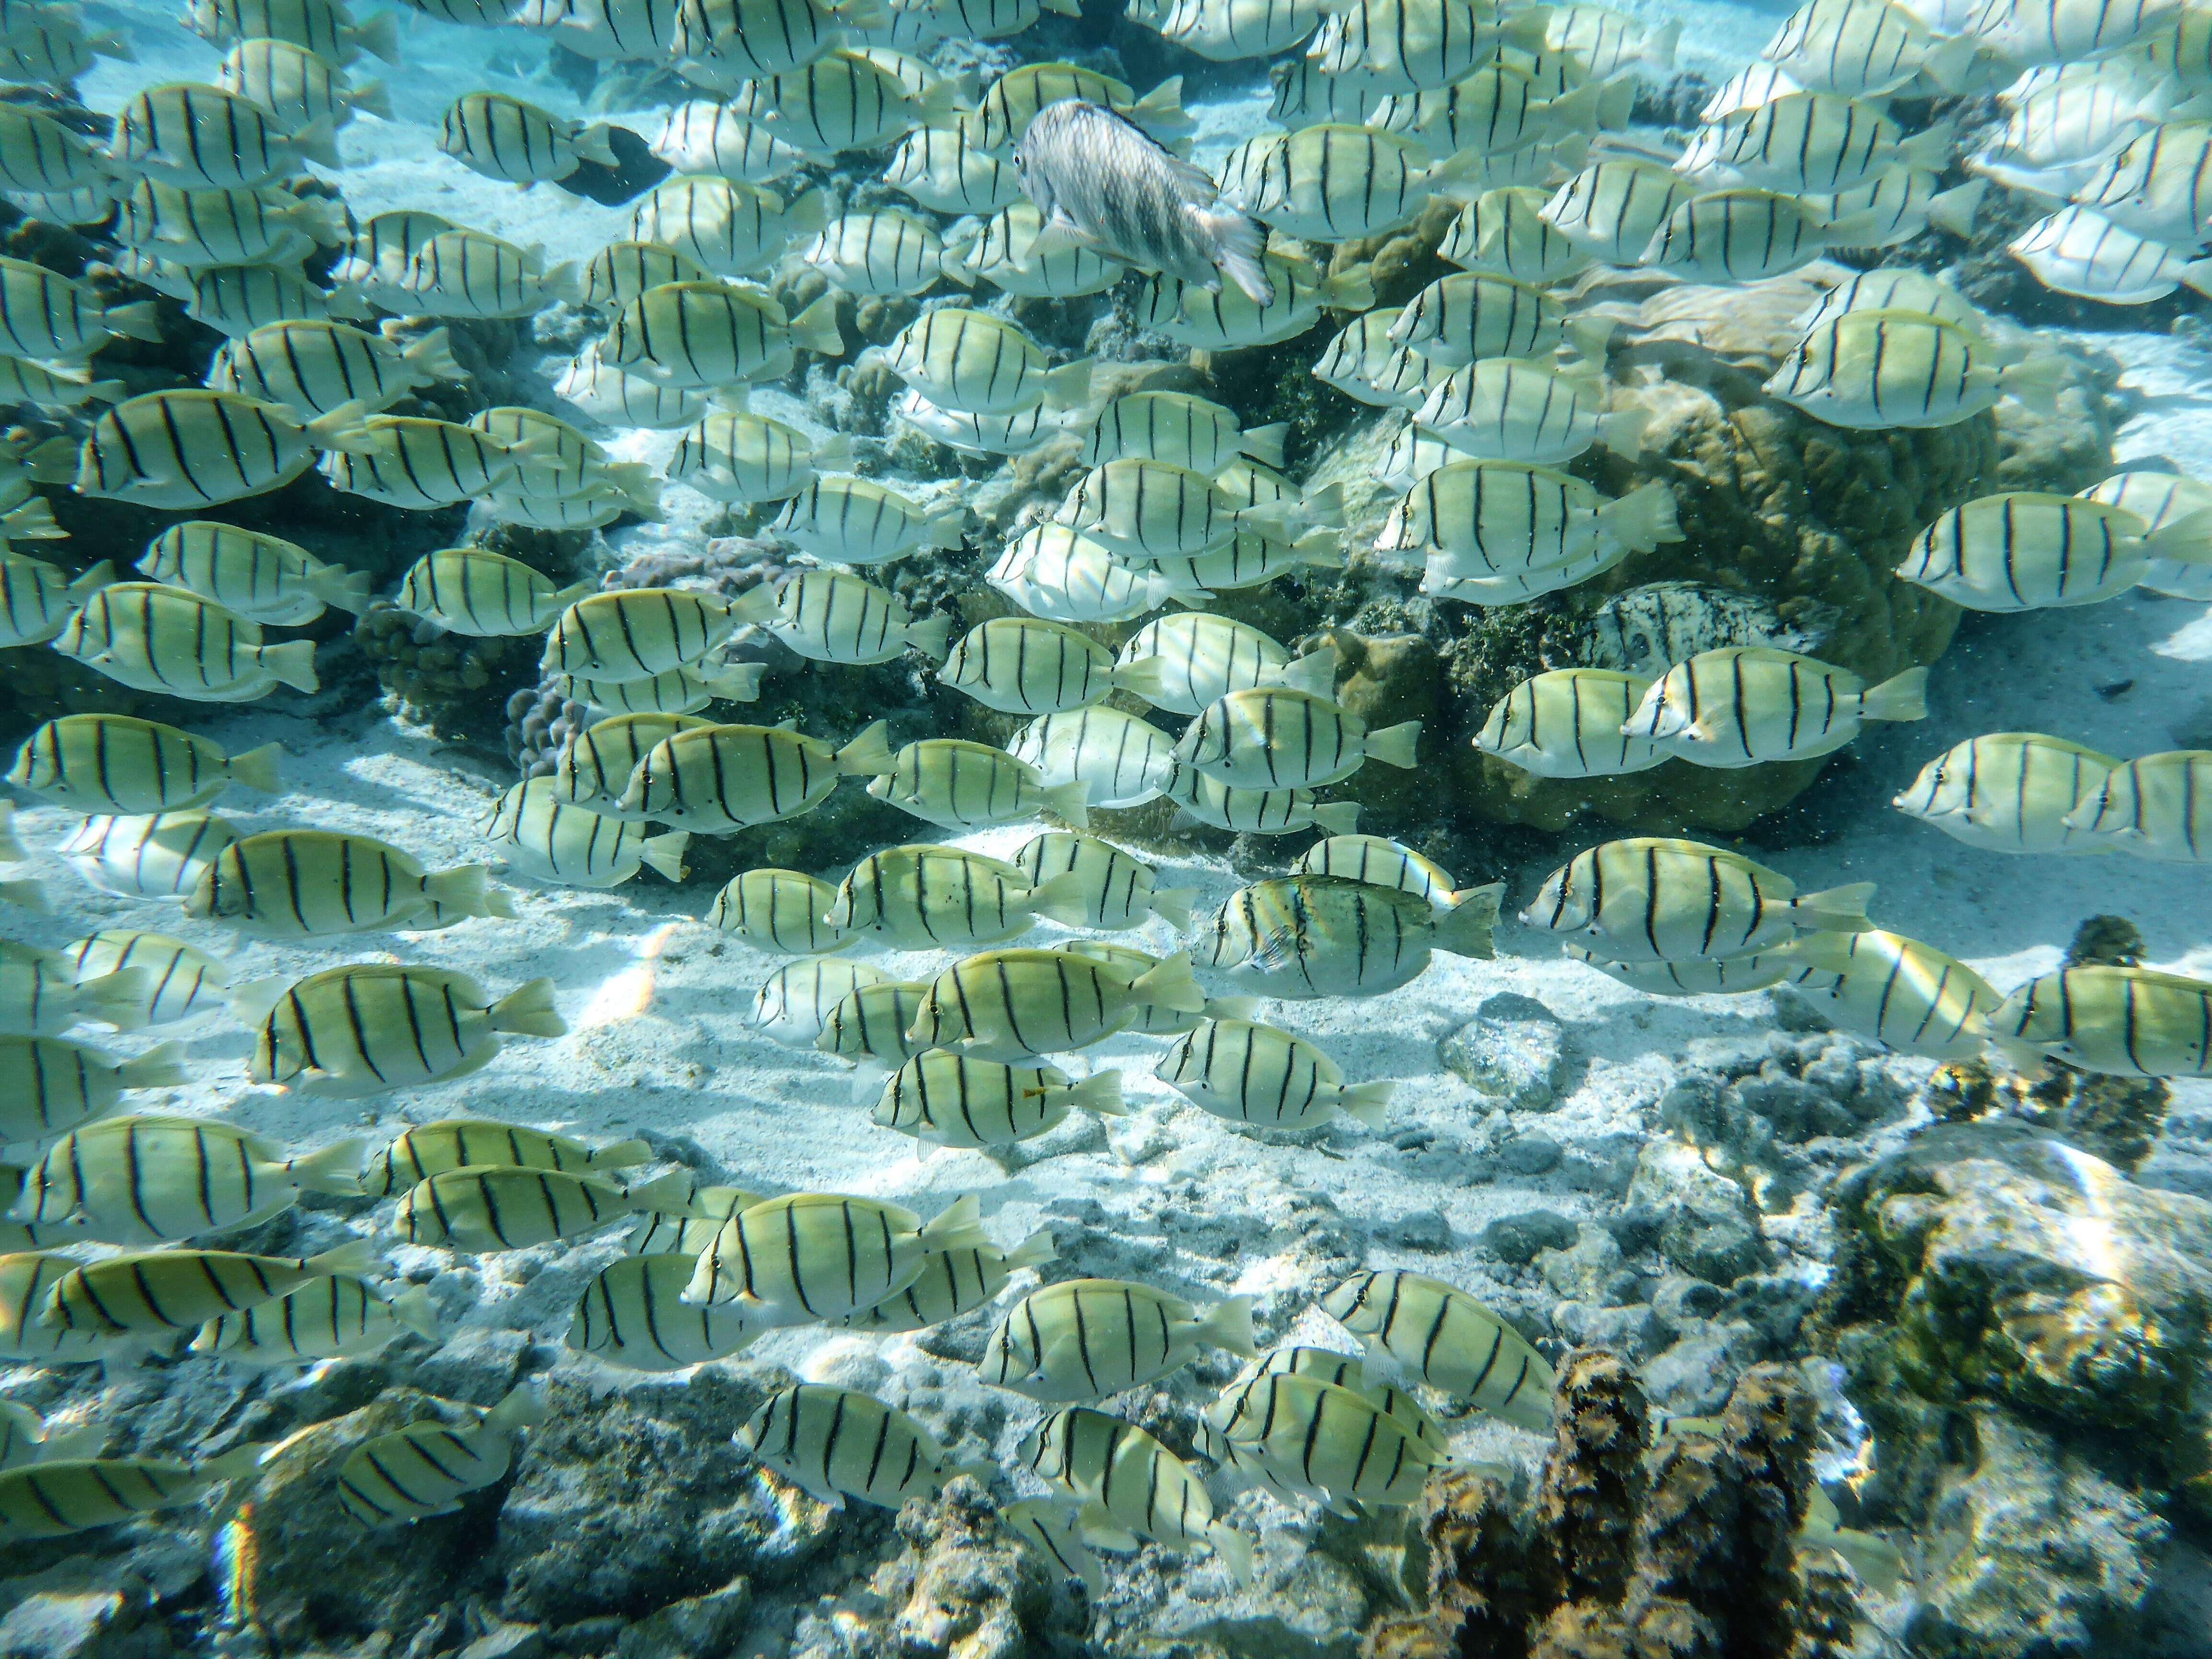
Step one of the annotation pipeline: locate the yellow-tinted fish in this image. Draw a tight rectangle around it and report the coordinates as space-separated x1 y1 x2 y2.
684 1190 989 1321
872 1052 1124 1150
13 1115 362 1244
737 1384 988 1509
239 965 565 1097
1979 963 2212 1077
0 1036 189 1142
1321 1268 1555 1431
981 1277 1257 1399
335 1388 542 1523
1523 838 1875 962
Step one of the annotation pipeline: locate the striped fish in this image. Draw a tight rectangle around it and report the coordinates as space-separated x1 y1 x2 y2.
1129 0 1318 58
39 1238 378 1334
986 526 1197 625
217 38 388 129
670 0 884 86
0 1252 110 1361
1291 834 1469 910
2013 204 2212 305
184 829 510 938
981 1277 1257 1399
319 415 535 510
2063 750 2212 861
604 281 844 387
192 1274 438 1365
397 229 573 319
1412 360 1645 465
894 387 1063 455
0 103 116 194
1625 647 1929 766
1764 308 2063 430
1762 0 1976 96
751 959 889 1046
0 256 161 361
0 358 120 409
53 583 317 701
328 209 454 292
629 176 829 277
1017 1407 1251 1582
440 91 615 183
73 392 374 512
1893 731 2120 854
749 47 962 154
1053 458 1306 564
882 306 1089 416
2075 120 2212 244
1058 938 1249 1036
577 241 713 313
1390 273 1611 368
871 1053 1122 1151
1175 686 1419 790
1311 305 1431 407
0 1033 177 1143
1309 0 1544 93
798 208 961 295
1522 837 1875 962
732 570 943 664
1157 1017 1392 1129
1076 392 1285 475
1203 1370 1443 1509
137 521 371 626
334 1388 542 1524
1321 1267 1554 1431
567 1253 759 1370
649 102 807 180
1540 159 1697 260
556 342 708 429
1474 668 1667 778
1897 492 2186 609
551 713 712 815
905 945 1203 1060
1196 874 1498 997
1642 188 1872 281
1246 121 1474 240
486 778 689 888
1809 168 1984 247
1545 1 1678 72
0 1446 265 1541
106 82 337 190
0 942 145 1035
395 548 592 637
1012 831 1194 931
1794 267 1994 333
620 720 893 830
1439 185 1594 283
826 843 1090 949
57 931 231 1027
1373 65 1626 157
56 811 237 900
845 1228 1055 1334
240 965 566 1098
817 980 930 1065
737 1384 984 1510
950 201 1121 299
1565 945 1798 995
0 557 109 649
1678 91 1950 191
1965 0 2179 65
1133 255 1375 349
626 1183 758 1256
541 589 740 685
968 61 1192 153
1776 929 2000 1060
685 1190 988 1320
2085 469 2212 598
1379 462 1679 577
209 322 461 423
704 868 853 953
364 1118 650 1197
395 1166 694 1251
12 1115 359 1243
513 0 683 60
882 123 1023 212
769 475 964 565
186 0 402 63
113 180 343 271
997 1499 1105 1596
939 618 1159 716
183 265 364 340
671 413 851 505
564 662 764 716
1249 1345 1445 1449
869 738 1091 830
1980 963 2212 1077
1163 759 1359 837
1114 614 1320 719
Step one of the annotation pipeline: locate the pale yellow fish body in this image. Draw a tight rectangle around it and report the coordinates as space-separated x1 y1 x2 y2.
552 712 716 815
2064 750 2212 860
987 525 1198 623
1474 668 1667 778
394 1166 691 1251
320 415 529 510
704 867 854 953
185 828 509 938
1017 1407 1250 1582
1134 254 1376 349
749 958 889 1046
440 90 615 184
881 123 1023 213
1013 830 1194 930
1984 964 2212 1076
604 281 843 388
56 811 238 900
1196 874 1498 998
244 965 565 1098
868 737 1090 830
629 174 828 276
218 38 386 129
1898 493 2169 609
187 0 402 65
1412 359 1641 466
40 1238 378 1334
1540 158 1697 260
980 1276 1257 1398
1564 944 1799 995
397 229 570 319
1322 1267 1555 1431
192 1273 438 1365
58 931 232 1027
816 978 931 1063
1204 1370 1444 1509
871 1051 1121 1150
621 719 893 830
488 778 689 888
0 555 108 649
113 180 342 270
733 569 941 663
649 102 810 181
670 411 848 504
136 519 371 625
939 617 1140 715
1766 308 2048 430
685 1190 988 1321
563 661 763 715
0 1448 265 1540
737 1384 978 1510
542 588 741 684
0 255 163 361
0 1253 112 1361
1440 186 1596 283
1523 837 1875 962
1163 758 1360 837
969 60 1191 153
1776 929 2000 1060
826 842 1086 947
364 1118 651 1196
1176 685 1420 790
1156 1016 1392 1129
951 200 1121 297
577 240 713 311
2083 469 2212 599
1625 646 1928 767
568 1253 760 1370
881 305 1087 415
394 547 592 637
843 1228 1057 1331
770 474 963 565
906 945 1205 1059
75 393 370 515
1008 707 1178 809
1292 833 1465 908
335 1388 542 1523
108 81 336 190
7 713 279 814
1892 731 2119 853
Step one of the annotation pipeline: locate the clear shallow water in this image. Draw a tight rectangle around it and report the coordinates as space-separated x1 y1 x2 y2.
3 2 2211 1656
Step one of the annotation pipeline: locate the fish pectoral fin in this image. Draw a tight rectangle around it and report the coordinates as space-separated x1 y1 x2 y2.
1076 1503 1141 1552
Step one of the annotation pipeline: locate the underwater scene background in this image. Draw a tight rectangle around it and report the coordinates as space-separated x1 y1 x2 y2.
0 0 2210 1655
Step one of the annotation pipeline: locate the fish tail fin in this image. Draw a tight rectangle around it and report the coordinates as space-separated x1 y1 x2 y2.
1128 949 1205 1014
1130 74 1193 144
198 1443 271 1481
1599 405 1650 459
919 1191 991 1251
483 1386 547 1433
354 8 403 63
1043 779 1091 830
1899 120 1955 172
1334 1080 1395 1129
389 1285 440 1341
1600 479 1681 550
422 862 496 915
305 1238 381 1276
1433 882 1503 959
1926 178 1985 241
104 300 165 343
700 661 764 702
1311 801 1360 834
789 292 845 358
115 1039 192 1088
1321 266 1376 312
1798 882 1877 933
1644 18 1681 65
1024 869 1096 928
490 976 567 1037
307 564 377 614
76 966 152 1031
7 498 66 541
228 975 289 1029
1860 666 1928 722
1041 357 1094 413
288 1138 367 1195
402 325 466 386
902 612 951 659
1147 884 1197 931
1597 75 1639 131
349 78 395 122
835 720 896 776
1109 653 1172 705
1004 1227 1058 1269
572 122 621 168
1070 1070 1125 1117
1209 1522 1256 1586
1919 32 1978 95
639 831 690 883
1364 720 1421 769
1239 421 1287 469
0 878 48 913
290 117 342 169
1198 1294 1259 1358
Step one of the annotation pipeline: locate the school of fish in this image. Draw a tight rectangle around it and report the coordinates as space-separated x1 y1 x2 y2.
0 0 2208 1601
